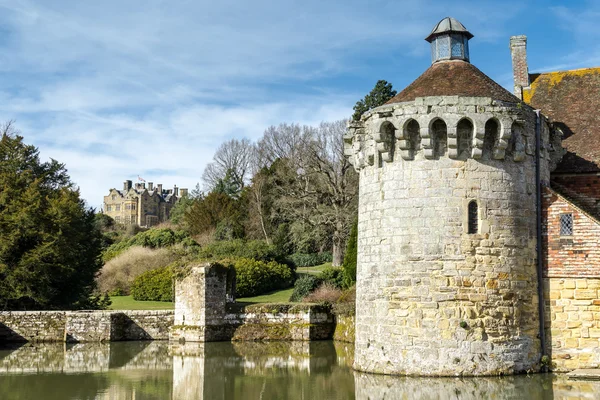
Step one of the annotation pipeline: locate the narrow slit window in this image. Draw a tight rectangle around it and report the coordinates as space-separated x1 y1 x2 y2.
560 213 573 236
468 201 478 234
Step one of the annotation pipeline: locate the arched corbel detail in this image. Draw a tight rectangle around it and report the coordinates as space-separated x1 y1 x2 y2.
399 118 421 160
511 120 526 162
372 119 397 164
418 116 434 159
445 117 460 159
493 117 514 160
471 115 488 159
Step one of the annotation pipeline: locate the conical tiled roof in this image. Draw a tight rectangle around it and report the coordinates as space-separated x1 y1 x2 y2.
385 60 520 104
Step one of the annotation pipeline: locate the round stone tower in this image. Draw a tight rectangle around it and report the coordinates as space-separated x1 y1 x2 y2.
345 18 551 376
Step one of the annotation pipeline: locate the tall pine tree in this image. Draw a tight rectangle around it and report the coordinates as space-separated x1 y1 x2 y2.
0 124 103 310
352 80 397 121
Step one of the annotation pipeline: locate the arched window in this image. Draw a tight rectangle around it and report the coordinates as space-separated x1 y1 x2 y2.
483 119 499 159
379 121 396 164
468 201 478 234
405 119 421 156
457 118 473 159
430 119 447 158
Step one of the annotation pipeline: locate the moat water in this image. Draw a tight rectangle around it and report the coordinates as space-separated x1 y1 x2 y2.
0 341 596 399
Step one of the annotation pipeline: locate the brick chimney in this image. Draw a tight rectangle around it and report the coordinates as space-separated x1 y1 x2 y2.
123 180 132 191
173 185 179 197
180 188 188 197
157 184 163 194
510 35 529 100
148 182 154 191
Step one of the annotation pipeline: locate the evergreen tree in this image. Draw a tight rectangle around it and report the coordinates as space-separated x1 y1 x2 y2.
342 218 358 288
0 125 103 310
352 80 397 121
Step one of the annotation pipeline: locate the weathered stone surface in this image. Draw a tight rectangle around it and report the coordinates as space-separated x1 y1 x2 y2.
345 95 562 376
0 311 66 342
545 277 600 371
0 310 174 343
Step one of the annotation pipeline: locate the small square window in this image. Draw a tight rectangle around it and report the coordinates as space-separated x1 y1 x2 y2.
560 213 573 236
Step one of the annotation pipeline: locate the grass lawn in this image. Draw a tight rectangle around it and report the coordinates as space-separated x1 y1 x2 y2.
108 263 336 310
236 287 294 304
298 262 332 275
109 295 173 310
109 287 296 310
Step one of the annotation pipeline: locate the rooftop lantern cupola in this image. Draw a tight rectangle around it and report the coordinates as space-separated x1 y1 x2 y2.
425 17 473 64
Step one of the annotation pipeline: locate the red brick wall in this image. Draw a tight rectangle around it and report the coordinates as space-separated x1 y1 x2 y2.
553 175 600 202
543 186 600 277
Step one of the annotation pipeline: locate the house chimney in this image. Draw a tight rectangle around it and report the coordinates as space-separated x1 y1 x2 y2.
173 185 179 197
124 180 132 191
510 35 529 100
148 182 154 191
157 184 163 194
180 188 188 197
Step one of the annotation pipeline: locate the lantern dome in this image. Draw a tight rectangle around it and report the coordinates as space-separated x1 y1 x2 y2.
425 17 473 64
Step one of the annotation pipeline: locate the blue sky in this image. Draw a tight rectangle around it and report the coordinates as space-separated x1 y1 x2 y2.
0 0 597 208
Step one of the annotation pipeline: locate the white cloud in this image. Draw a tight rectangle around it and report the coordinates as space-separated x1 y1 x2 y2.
0 0 527 208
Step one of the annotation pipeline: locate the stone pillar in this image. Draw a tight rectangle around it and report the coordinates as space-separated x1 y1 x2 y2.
510 35 529 100
169 263 235 343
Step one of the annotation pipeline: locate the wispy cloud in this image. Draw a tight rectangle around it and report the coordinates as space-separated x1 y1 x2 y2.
0 0 552 207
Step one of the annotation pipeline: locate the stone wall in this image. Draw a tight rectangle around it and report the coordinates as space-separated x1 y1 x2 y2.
333 313 355 343
0 310 174 343
228 304 335 341
0 311 66 342
544 277 600 371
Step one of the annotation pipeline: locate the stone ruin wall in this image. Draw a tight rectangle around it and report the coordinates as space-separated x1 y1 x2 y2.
345 96 562 376
0 310 174 343
169 263 336 343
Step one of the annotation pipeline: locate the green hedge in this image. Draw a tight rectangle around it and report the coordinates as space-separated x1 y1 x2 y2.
289 275 322 302
130 266 174 301
226 258 294 298
286 252 332 268
317 266 344 289
198 240 282 263
103 228 198 262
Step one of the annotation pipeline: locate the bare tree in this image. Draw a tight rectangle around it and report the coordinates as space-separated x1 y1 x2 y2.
262 120 358 265
257 123 312 169
303 120 358 266
202 138 255 193
0 120 17 137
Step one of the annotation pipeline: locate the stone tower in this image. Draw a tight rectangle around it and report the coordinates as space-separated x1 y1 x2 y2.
345 18 556 376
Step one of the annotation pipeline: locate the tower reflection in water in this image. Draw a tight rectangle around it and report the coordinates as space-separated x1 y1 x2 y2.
0 341 597 399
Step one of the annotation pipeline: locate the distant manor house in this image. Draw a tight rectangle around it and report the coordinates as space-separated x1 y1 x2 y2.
103 180 187 227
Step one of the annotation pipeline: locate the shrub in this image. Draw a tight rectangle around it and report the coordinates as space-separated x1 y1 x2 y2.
97 246 179 295
198 239 281 263
102 228 198 262
131 266 174 301
229 258 293 298
287 252 332 268
318 267 344 289
289 275 322 302
303 283 343 304
342 219 358 288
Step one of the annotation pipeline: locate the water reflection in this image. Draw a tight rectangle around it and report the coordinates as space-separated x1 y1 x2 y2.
0 340 598 399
